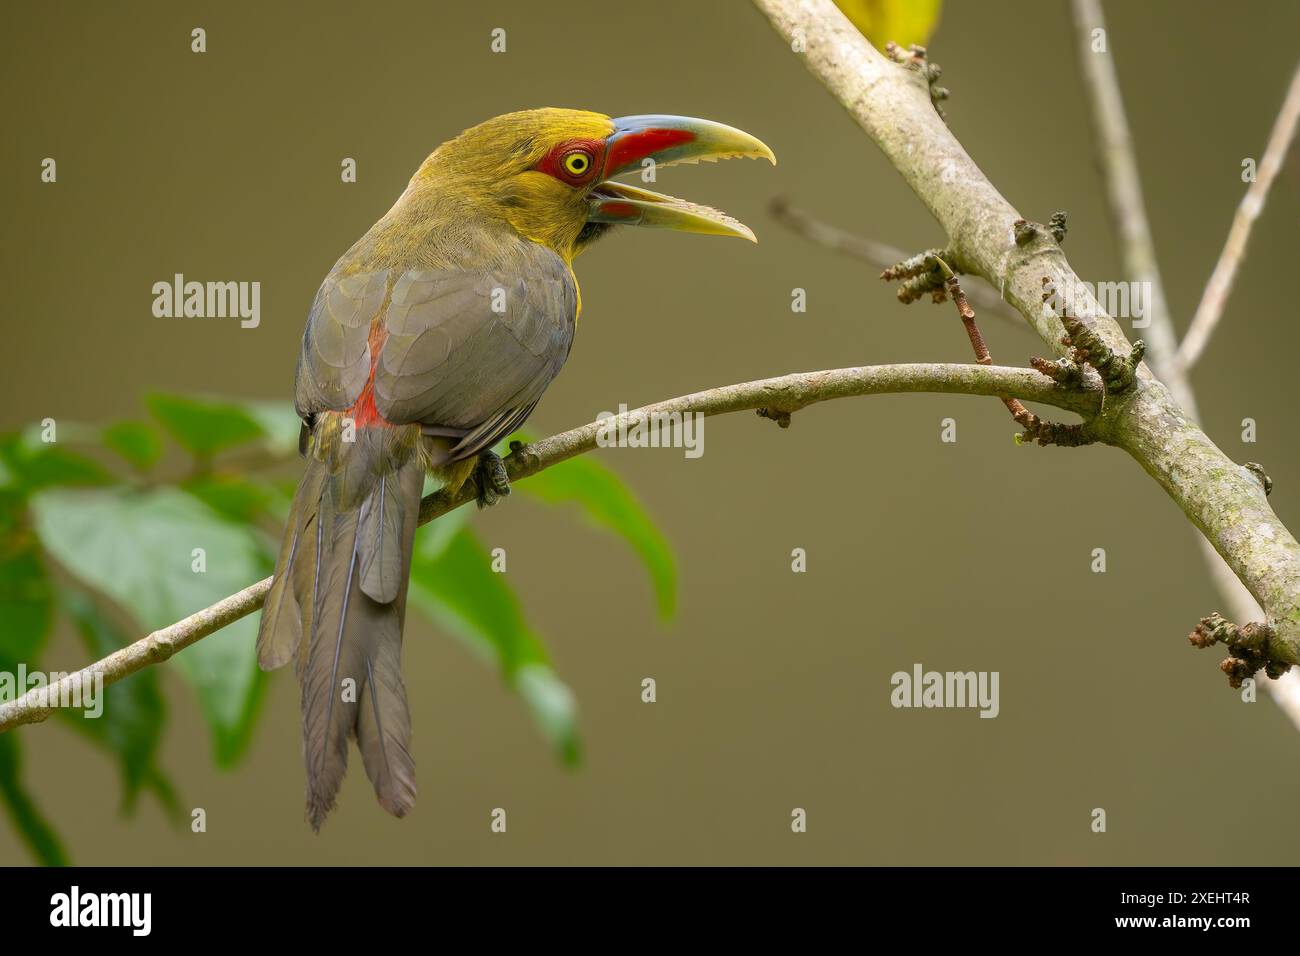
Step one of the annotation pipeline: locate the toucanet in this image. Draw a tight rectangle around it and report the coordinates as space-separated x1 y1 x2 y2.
256 108 774 829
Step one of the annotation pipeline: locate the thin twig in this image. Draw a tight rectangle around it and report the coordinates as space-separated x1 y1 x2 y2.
769 197 1025 327
934 260 1093 447
0 362 1097 735
1175 63 1300 373
941 268 1022 414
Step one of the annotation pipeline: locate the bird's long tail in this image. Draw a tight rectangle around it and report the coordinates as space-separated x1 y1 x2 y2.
256 419 424 830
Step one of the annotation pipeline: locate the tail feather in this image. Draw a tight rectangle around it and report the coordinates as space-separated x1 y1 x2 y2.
356 631 416 817
358 472 405 604
256 524 302 670
256 463 326 670
301 503 363 828
257 422 425 830
354 457 423 817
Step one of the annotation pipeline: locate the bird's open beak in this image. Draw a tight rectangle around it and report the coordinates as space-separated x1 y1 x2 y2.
587 115 775 242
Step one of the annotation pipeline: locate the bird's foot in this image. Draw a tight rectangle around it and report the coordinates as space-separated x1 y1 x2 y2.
473 450 511 509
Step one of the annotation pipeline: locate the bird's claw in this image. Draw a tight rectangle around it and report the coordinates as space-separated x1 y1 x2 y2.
473 450 511 509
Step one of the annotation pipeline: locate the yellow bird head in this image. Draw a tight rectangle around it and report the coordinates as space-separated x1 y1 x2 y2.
412 108 775 259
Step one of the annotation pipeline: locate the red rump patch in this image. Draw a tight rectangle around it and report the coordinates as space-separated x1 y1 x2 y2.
350 379 383 428
348 320 391 428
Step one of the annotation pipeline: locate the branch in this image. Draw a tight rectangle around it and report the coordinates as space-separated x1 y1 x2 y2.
1174 63 1300 373
751 0 1300 677
0 362 1093 735
1069 0 1182 395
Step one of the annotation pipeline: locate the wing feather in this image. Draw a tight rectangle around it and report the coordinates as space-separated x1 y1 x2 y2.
373 244 576 438
294 269 389 417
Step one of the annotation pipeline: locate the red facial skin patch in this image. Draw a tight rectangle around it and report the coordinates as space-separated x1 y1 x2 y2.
534 138 606 185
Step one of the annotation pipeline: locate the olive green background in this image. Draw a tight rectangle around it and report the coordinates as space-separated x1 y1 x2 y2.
2 0 1298 865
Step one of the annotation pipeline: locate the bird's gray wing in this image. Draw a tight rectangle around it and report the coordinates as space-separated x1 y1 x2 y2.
372 243 576 456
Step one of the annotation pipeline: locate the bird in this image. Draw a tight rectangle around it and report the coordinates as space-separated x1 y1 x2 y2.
256 108 774 830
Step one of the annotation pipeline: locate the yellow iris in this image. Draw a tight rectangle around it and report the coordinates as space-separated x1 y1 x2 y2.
563 151 591 176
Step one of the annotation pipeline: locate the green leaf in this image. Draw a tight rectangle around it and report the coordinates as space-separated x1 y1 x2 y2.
513 664 579 763
0 494 66 865
0 434 113 492
835 0 942 50
102 421 163 471
54 587 177 815
145 392 267 459
183 474 274 524
30 487 270 766
0 494 55 667
0 734 69 866
408 525 580 765
239 400 303 458
510 439 676 619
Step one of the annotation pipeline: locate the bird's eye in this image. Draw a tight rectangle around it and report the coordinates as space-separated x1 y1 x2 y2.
562 150 593 177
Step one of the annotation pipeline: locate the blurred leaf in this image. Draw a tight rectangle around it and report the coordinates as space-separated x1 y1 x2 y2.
239 400 303 458
0 493 55 666
0 434 113 492
0 494 64 865
54 587 178 815
408 526 579 765
102 421 163 472
0 734 68 866
509 437 675 619
145 392 266 459
183 474 274 524
513 664 579 763
14 449 113 491
835 0 942 50
30 487 270 766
